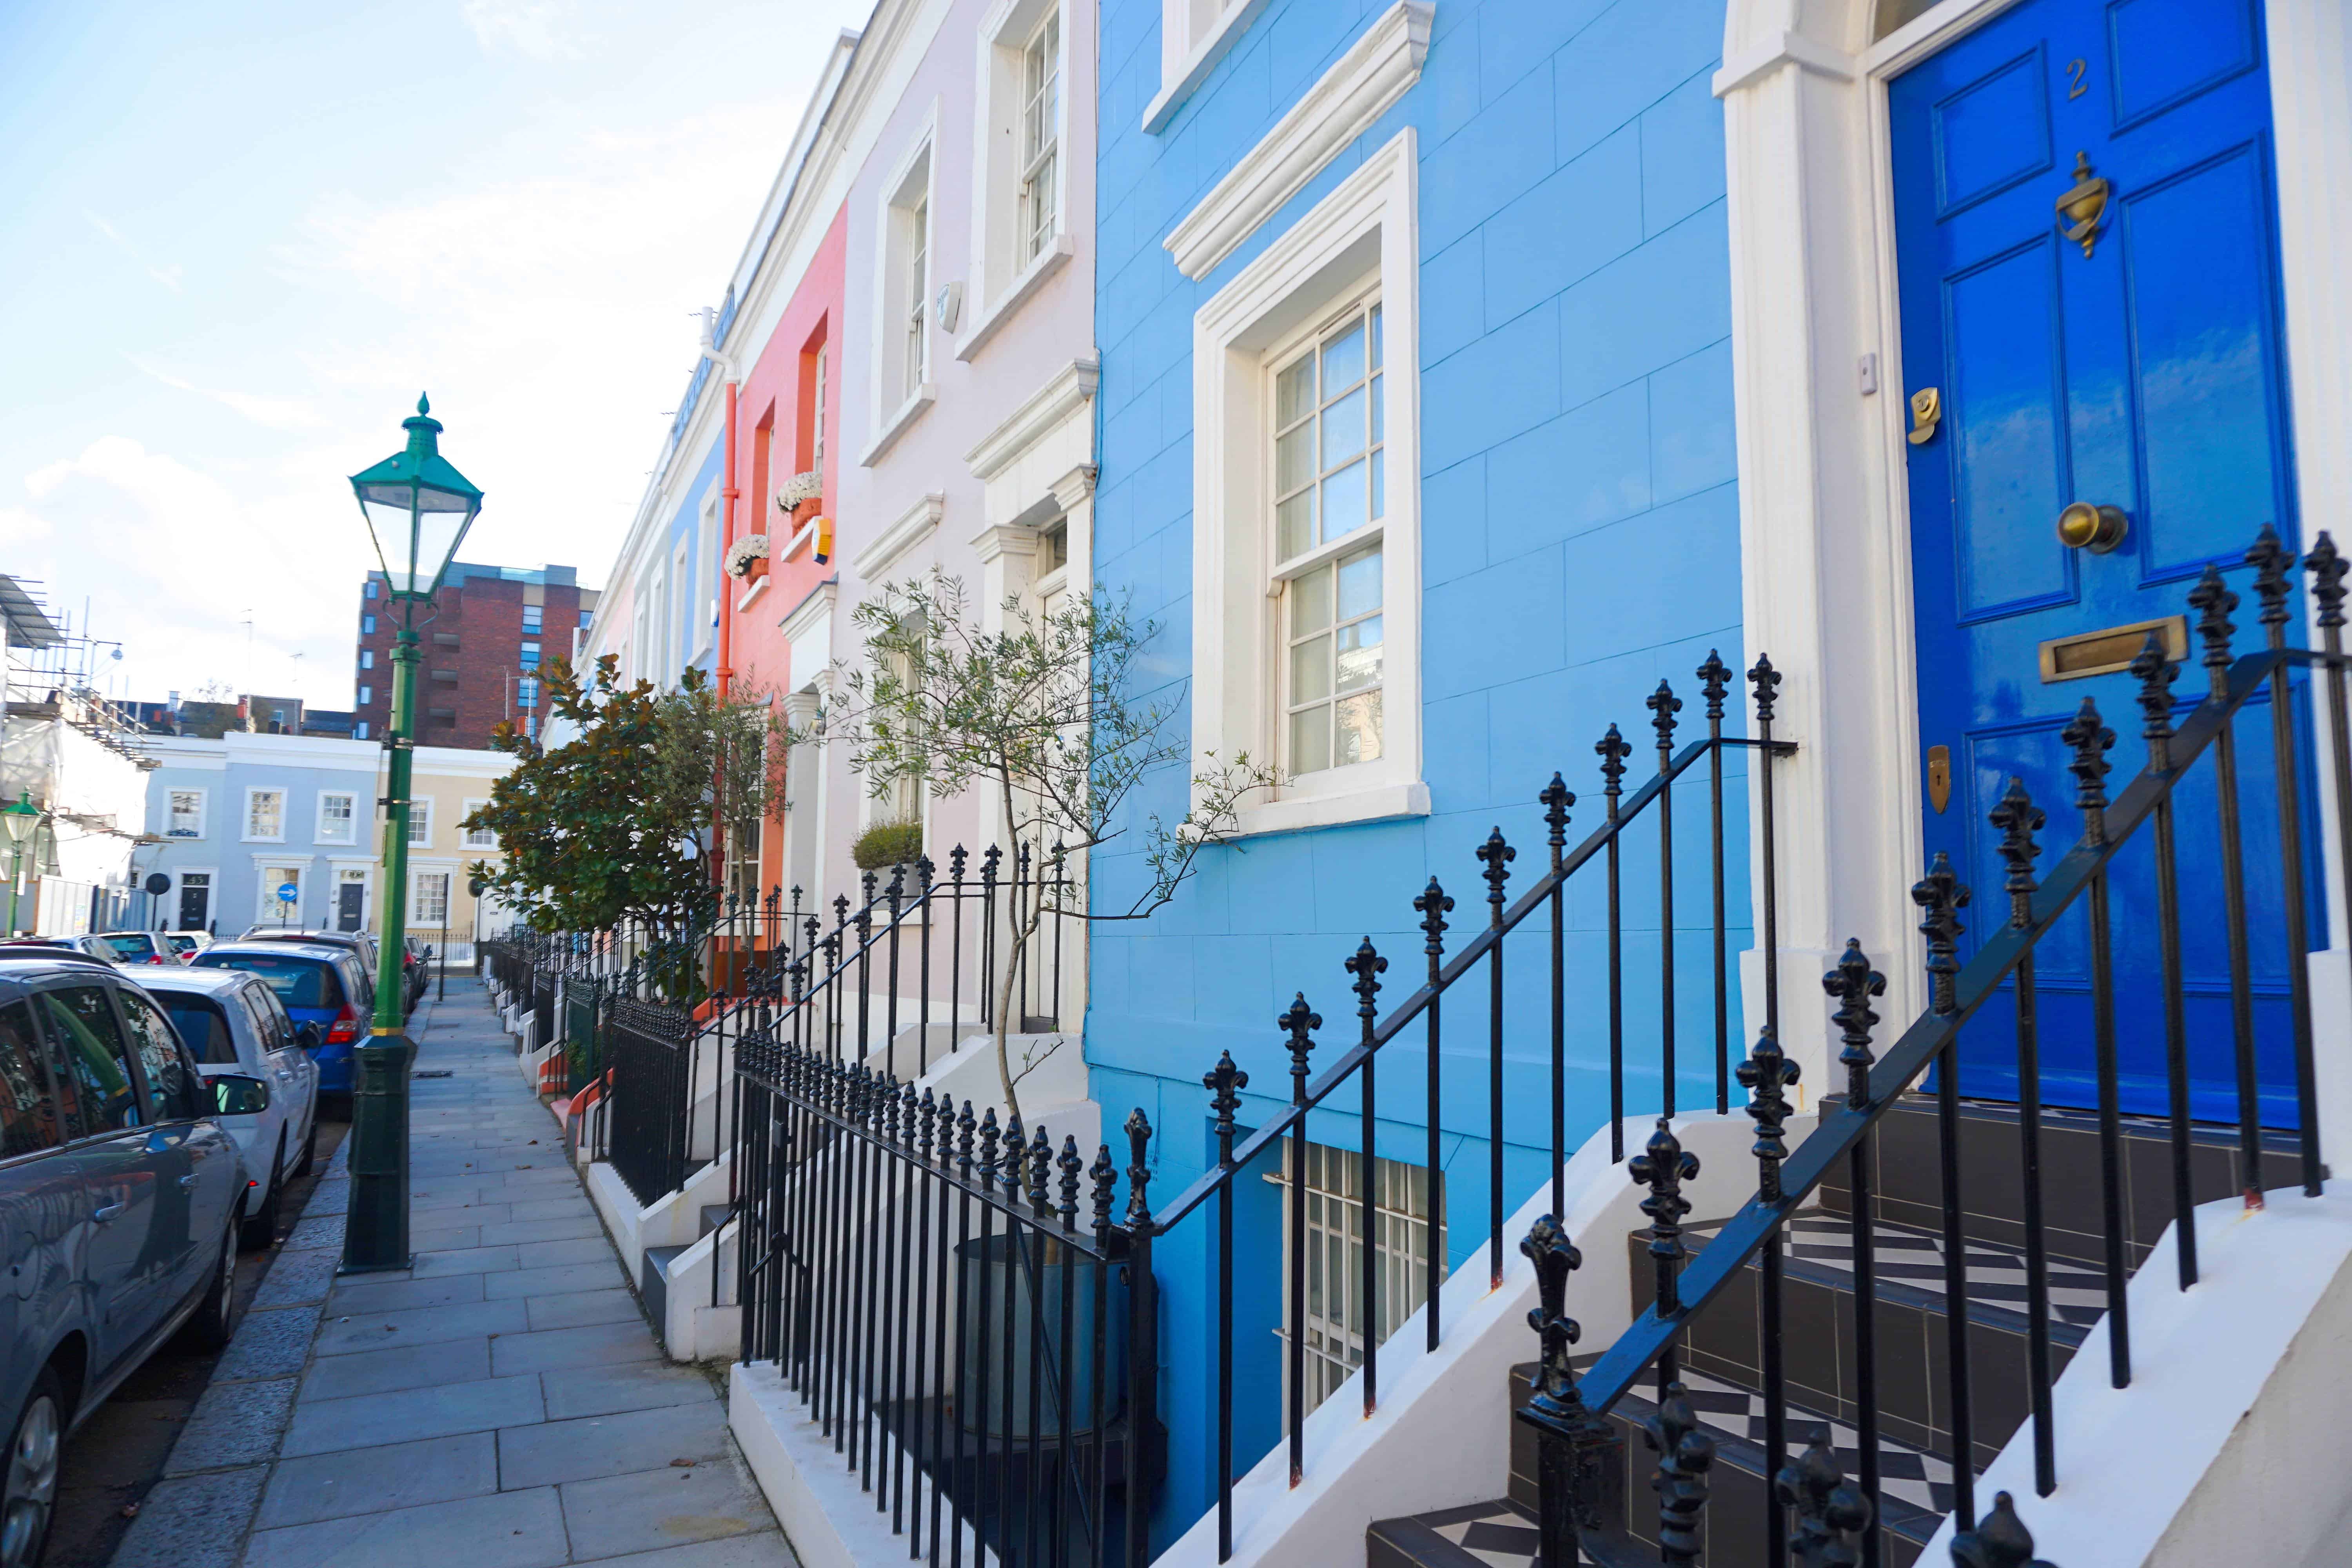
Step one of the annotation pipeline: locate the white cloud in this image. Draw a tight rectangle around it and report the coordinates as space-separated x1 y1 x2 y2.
124 356 327 432
460 0 584 60
84 210 183 294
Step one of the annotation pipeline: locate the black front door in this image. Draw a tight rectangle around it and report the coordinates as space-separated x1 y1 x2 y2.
176 875 209 933
336 882 365 933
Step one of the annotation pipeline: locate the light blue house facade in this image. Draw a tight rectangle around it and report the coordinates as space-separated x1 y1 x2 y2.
1081 0 2346 1547
1084 0 1744 1535
141 734 384 936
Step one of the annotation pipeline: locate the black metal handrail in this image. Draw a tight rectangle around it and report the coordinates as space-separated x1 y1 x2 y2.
1527 526 2343 1567
606 995 697 1206
1132 650 1795 1562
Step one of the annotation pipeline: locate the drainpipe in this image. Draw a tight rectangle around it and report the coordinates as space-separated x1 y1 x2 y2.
698 309 739 898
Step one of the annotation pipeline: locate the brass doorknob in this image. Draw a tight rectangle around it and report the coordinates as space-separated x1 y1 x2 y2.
2056 503 2129 554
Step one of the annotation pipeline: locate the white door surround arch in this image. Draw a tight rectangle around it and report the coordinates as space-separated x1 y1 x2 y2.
1714 0 2352 1094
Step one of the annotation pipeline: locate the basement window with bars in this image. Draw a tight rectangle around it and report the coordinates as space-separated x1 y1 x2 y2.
1271 1138 1444 1416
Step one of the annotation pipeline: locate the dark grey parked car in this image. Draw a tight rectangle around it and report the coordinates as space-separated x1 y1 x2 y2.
0 952 259 1566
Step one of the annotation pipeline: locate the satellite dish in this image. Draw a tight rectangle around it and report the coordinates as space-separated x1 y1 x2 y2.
143 872 171 895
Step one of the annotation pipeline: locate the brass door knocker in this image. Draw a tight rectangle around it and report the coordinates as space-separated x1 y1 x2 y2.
1908 387 1942 445
2057 151 2111 258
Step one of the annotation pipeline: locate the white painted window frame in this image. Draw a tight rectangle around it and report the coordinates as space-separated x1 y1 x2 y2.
463 797 496 850
407 797 434 849
865 114 940 466
1146 0 1272 133
699 492 722 655
167 788 207 840
964 0 1075 362
242 786 286 844
314 791 358 846
253 858 307 924
1190 128 1426 838
410 867 453 927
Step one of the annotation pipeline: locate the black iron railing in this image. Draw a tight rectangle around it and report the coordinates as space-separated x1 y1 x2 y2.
1136 651 1794 1561
1523 527 2345 1566
733 1034 1155 1567
606 995 697 1206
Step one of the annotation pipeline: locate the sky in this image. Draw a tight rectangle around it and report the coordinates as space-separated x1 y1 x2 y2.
0 0 871 711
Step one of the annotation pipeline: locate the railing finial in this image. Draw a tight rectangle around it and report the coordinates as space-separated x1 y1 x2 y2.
1596 724 1631 815
1630 1117 1699 1290
1477 829 1515 920
1747 652 1781 726
1697 650 1731 721
2307 531 2348 631
1778 1431 1873 1568
2130 631 2179 769
1518 1214 1607 1563
977 1107 1002 1190
1346 938 1387 1038
2247 523 2296 645
2188 563 2239 697
1539 774 1574 863
1123 1107 1154 1228
1279 993 1321 1099
1644 1381 1715 1568
1414 877 1454 979
1949 1492 2056 1568
1822 939 1886 1110
1203 1053 1248 1165
1910 852 1970 1018
1990 777 2046 930
1647 679 1682 756
2062 698 2115 843
1028 1123 1054 1218
1057 1134 1084 1230
1089 1142 1118 1236
1737 1028 1800 1202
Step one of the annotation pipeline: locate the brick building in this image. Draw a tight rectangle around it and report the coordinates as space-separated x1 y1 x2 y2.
350 563 599 750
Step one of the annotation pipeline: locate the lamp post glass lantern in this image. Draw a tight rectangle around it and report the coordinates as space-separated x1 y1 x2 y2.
341 393 482 1273
1 793 41 936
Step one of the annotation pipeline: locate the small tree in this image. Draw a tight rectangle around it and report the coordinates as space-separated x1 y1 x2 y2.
822 574 1270 1119
465 655 783 998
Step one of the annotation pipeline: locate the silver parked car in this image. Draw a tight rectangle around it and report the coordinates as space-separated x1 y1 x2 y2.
0 951 256 1567
132 967 321 1249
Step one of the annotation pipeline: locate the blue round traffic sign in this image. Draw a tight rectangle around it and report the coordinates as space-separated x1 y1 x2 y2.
276 882 298 904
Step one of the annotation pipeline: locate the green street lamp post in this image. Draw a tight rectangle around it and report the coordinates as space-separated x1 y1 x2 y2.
342 393 483 1273
1 793 42 935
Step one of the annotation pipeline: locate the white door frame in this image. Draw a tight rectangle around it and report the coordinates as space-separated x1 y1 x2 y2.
1716 0 2352 1096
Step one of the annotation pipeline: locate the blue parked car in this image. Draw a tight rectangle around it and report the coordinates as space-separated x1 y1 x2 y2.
0 950 258 1567
190 943 374 1104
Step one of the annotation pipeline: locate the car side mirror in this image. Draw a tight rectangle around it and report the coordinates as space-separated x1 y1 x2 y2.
297 1022 324 1051
212 1074 270 1115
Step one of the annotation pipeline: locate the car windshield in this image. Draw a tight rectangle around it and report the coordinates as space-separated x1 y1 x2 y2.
93 935 151 961
196 952 341 1009
157 996 240 1064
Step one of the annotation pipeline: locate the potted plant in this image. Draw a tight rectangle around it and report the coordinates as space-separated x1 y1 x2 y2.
776 470 831 565
725 533 769 584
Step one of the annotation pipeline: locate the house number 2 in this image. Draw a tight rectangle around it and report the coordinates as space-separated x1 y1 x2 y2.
2065 58 2088 99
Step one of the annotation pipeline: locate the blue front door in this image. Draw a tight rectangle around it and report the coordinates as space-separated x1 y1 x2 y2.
1891 0 2305 1122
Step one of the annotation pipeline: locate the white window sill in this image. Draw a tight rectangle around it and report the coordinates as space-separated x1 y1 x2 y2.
1231 778 1428 838
955 235 1074 363
858 385 938 468
735 576 770 613
1144 0 1275 133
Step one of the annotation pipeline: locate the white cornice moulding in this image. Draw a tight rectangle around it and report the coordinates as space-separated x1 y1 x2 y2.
964 357 1101 480
858 385 937 468
853 492 946 583
1712 29 1856 97
1143 0 1277 133
777 580 838 644
955 235 1076 363
969 523 1043 567
1164 0 1433 281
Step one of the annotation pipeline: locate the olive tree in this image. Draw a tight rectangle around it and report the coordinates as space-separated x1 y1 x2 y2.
820 574 1269 1119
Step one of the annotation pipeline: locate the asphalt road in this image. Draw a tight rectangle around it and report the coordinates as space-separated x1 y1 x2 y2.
42 1115 353 1568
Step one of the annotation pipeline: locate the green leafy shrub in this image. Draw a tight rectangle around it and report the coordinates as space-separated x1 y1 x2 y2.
851 818 923 871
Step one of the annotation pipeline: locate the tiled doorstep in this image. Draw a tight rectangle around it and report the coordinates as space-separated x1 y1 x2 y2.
111 982 801 1566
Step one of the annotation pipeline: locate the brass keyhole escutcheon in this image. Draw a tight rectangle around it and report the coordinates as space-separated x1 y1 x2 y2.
2057 151 2111 258
2056 501 2129 553
1927 746 1952 814
1907 387 1942 445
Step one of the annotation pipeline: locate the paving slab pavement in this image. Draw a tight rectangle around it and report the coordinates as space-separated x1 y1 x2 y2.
111 977 800 1568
